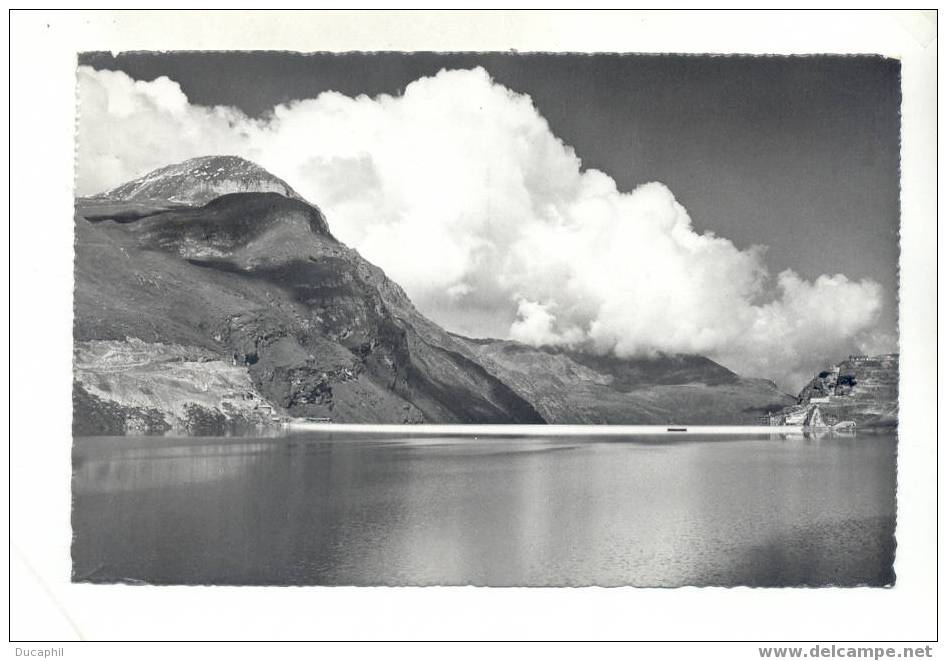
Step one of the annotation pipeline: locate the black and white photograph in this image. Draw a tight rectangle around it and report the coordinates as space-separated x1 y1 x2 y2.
8 7 938 645
70 47 901 588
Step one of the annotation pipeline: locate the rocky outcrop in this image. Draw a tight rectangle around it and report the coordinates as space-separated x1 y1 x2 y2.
73 382 171 435
789 354 899 430
73 339 279 435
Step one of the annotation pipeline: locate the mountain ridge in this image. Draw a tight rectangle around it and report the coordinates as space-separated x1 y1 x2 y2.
75 184 545 432
450 336 795 425
75 156 803 432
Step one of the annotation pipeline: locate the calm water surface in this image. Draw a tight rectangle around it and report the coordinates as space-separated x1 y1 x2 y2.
72 432 896 586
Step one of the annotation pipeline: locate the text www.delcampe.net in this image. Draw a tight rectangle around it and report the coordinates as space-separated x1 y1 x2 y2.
759 646 934 659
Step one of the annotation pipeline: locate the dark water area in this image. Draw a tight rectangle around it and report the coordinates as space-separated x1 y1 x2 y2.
72 432 897 586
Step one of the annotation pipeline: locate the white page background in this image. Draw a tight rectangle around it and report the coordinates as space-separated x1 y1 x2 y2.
6 7 938 650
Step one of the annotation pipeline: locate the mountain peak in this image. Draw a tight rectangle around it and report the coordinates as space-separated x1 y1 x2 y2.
96 155 304 205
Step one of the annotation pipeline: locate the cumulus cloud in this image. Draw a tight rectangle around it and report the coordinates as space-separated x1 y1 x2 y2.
76 65 891 390
76 68 263 195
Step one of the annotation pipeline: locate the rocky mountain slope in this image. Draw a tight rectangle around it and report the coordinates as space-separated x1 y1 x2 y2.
452 337 795 425
75 181 543 434
73 339 276 435
94 155 303 205
75 156 799 433
789 354 899 429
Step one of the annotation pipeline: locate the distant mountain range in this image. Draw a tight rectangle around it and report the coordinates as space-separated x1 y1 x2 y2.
74 156 810 433
453 338 795 425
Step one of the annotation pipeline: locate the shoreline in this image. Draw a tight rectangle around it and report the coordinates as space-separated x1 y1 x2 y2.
282 422 858 436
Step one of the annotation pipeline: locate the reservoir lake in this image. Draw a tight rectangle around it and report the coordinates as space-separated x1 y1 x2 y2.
72 432 897 587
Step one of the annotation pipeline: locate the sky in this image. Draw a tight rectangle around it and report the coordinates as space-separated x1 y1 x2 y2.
76 52 901 390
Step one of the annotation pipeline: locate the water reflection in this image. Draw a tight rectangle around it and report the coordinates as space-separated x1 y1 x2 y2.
72 433 897 586
73 439 276 494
